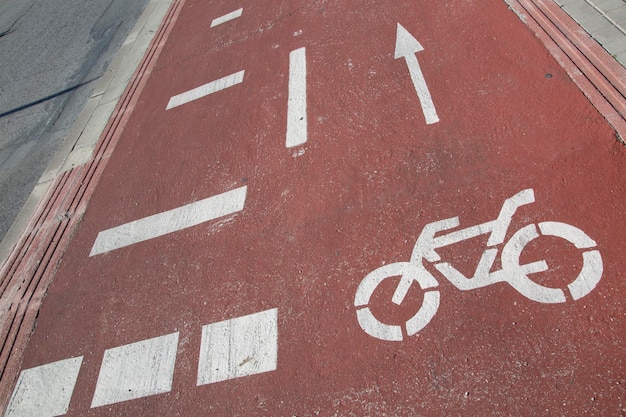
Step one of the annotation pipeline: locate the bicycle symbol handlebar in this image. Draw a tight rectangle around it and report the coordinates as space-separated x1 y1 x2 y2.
354 189 603 341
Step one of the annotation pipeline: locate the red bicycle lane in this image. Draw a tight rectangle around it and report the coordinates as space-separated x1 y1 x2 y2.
5 0 625 415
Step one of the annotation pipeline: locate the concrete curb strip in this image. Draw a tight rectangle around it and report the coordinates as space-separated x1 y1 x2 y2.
0 0 172 268
506 0 626 142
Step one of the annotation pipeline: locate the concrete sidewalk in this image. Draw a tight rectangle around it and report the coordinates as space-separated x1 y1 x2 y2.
557 0 626 67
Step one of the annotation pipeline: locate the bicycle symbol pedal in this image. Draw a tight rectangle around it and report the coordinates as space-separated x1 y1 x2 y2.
354 189 603 341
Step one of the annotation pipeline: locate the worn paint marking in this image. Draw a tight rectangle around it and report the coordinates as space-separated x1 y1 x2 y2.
197 309 278 385
5 357 83 417
90 186 247 256
210 8 243 27
91 333 179 408
286 47 307 148
166 70 245 110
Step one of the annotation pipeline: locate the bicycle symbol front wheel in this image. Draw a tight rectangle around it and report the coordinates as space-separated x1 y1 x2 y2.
354 262 440 341
502 221 603 303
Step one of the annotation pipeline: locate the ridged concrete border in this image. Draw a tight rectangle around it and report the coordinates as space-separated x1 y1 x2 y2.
505 0 626 142
0 0 186 411
0 0 172 269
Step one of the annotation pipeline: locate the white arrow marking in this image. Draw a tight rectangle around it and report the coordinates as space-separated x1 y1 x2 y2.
90 186 247 256
166 70 245 110
395 23 439 124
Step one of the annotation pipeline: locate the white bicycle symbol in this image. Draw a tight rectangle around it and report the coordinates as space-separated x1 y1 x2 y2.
354 189 603 341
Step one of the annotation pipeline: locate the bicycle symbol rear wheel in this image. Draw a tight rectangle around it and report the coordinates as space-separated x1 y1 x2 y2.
354 262 440 341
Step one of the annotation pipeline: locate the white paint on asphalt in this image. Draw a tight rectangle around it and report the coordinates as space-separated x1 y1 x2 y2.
166 70 245 110
7 309 280 412
90 186 247 256
91 332 179 408
395 23 439 124
355 189 603 340
197 309 278 385
355 262 440 341
569 250 603 300
210 8 243 27
286 47 307 148
356 307 403 341
537 221 603 300
405 290 441 336
5 357 83 417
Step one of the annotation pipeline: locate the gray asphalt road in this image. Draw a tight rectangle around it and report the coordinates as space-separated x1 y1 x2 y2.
0 0 150 243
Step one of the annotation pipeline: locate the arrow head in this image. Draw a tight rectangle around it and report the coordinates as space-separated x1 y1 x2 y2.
395 23 424 59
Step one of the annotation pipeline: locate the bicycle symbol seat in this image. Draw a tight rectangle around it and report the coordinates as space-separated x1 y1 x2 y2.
354 189 603 341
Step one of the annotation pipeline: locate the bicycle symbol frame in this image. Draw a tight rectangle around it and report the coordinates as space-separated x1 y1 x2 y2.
354 189 603 341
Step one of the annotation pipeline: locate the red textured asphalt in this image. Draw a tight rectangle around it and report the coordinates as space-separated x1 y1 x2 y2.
8 0 626 415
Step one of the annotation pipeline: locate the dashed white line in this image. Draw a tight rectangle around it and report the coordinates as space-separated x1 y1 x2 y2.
90 186 247 256
5 357 83 417
7 308 279 414
91 333 179 408
286 47 308 148
197 309 278 385
166 70 245 110
211 8 243 28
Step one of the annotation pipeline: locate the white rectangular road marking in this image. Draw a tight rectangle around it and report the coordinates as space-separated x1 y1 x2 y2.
210 8 243 27
90 186 247 256
5 357 83 417
166 70 245 110
286 47 307 148
197 308 278 386
91 333 179 408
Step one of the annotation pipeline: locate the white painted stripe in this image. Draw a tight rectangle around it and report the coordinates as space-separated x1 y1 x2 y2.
166 70 245 110
197 309 278 386
90 186 247 256
210 8 243 27
91 333 179 408
286 47 307 148
5 357 83 417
